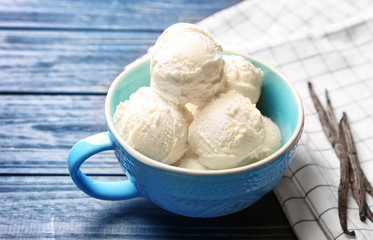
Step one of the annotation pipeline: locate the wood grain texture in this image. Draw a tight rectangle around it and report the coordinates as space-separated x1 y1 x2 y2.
0 176 295 239
0 30 155 93
0 0 242 93
0 0 242 30
0 94 123 174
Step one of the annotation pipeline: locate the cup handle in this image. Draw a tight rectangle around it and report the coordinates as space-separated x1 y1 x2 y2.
68 131 140 200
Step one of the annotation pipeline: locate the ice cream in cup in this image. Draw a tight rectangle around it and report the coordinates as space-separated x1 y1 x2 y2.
68 23 304 218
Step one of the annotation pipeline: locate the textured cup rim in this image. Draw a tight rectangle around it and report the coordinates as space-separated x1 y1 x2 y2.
105 51 304 176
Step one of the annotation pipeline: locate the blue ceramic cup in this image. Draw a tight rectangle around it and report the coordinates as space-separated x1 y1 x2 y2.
68 51 304 218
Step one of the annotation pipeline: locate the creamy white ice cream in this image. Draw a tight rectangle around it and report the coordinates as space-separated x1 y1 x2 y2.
150 23 225 107
188 90 265 170
114 23 282 171
175 149 209 170
259 116 281 159
114 87 191 164
240 116 282 166
223 55 263 104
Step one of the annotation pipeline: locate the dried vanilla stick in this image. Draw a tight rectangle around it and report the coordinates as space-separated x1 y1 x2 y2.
325 90 339 140
349 166 373 223
309 82 373 236
308 82 354 236
364 174 373 196
337 121 354 236
340 113 369 221
308 83 335 143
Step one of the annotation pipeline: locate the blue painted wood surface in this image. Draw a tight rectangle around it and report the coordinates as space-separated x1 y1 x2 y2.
0 0 296 238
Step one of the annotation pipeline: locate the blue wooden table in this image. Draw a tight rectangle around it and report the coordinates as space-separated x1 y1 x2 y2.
0 1 296 238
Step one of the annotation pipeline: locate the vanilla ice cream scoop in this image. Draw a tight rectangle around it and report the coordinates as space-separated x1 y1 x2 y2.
259 117 281 159
114 87 190 164
175 149 209 170
223 55 263 104
240 116 282 166
188 90 265 170
150 23 225 106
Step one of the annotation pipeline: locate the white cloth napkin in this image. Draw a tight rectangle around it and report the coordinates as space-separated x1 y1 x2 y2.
195 0 373 239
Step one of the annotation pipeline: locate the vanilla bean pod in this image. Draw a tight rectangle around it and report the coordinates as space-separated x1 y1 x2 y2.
325 89 356 234
364 174 373 196
326 90 339 140
347 164 373 222
340 113 367 221
308 82 354 235
348 166 373 222
337 121 355 236
308 83 334 143
309 82 373 236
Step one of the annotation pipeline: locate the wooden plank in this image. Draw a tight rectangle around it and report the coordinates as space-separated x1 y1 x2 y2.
0 0 242 93
0 94 123 174
0 30 155 93
0 0 241 30
0 176 295 239
0 149 122 175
